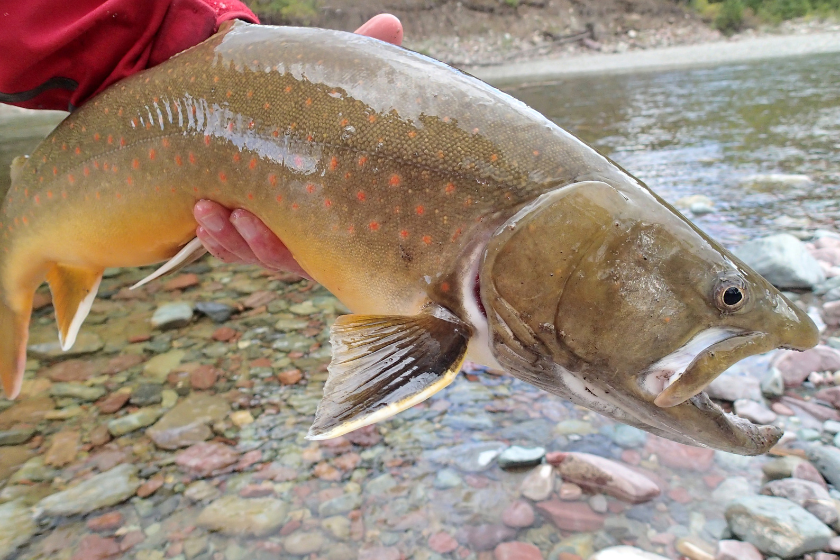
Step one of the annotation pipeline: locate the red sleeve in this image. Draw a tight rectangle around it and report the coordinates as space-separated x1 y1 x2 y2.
0 0 259 111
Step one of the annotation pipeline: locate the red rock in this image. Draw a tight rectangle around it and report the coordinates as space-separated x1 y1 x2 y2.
211 327 238 342
97 392 130 414
45 430 80 467
313 462 341 481
250 357 272 368
166 541 185 557
71 535 120 560
334 452 361 471
535 500 605 532
42 359 103 382
621 449 641 465
86 449 128 472
429 532 459 554
235 449 263 471
102 354 145 375
89 424 112 447
667 487 693 504
280 519 301 535
254 464 298 482
703 475 725 489
239 483 275 498
175 442 239 477
815 553 839 560
163 273 199 291
793 461 828 488
465 474 490 488
243 290 278 308
715 539 763 560
771 401 795 416
551 451 661 504
781 395 840 421
278 369 303 385
86 512 124 532
501 500 535 528
774 346 840 388
345 425 382 447
494 542 543 560
818 386 840 409
189 365 219 390
136 474 164 498
812 247 840 266
645 435 714 471
119 530 145 551
358 547 400 560
460 524 517 551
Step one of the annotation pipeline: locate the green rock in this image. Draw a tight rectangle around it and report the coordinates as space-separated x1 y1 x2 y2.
107 407 164 436
0 500 37 560
197 495 288 536
28 331 103 359
147 393 230 450
49 382 106 402
142 350 186 382
38 464 141 516
0 427 35 446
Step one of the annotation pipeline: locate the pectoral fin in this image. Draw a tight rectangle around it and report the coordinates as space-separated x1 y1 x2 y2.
130 237 207 289
307 305 471 440
46 264 103 350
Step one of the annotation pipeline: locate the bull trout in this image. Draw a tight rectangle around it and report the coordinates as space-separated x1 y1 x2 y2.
0 21 818 454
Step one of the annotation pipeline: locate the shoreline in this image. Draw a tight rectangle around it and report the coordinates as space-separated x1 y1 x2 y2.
469 30 840 86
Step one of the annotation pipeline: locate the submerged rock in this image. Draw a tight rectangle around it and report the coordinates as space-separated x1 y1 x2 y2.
761 478 838 526
733 233 825 290
725 495 832 558
195 301 234 323
520 464 554 501
715 540 763 560
0 500 37 560
589 545 669 559
107 407 163 436
548 451 660 504
37 464 141 516
150 301 194 329
734 399 777 424
197 495 288 536
806 445 840 489
147 393 230 449
497 446 545 469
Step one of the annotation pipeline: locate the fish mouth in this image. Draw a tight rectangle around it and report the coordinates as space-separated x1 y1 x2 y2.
647 328 777 408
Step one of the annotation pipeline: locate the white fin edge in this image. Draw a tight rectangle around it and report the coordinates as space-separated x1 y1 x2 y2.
59 274 102 351
130 237 204 290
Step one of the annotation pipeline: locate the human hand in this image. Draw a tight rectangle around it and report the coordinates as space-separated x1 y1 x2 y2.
194 14 404 276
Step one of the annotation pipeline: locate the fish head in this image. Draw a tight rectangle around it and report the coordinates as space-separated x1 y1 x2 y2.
480 180 818 455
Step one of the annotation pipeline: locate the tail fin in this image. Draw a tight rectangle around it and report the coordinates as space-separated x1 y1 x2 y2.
0 297 32 399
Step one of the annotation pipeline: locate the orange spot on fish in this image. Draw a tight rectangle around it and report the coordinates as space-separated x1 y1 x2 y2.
389 174 401 187
204 135 211 146
62 191 67 199
247 90 254 98
490 154 498 162
305 98 312 107
247 193 254 200
306 184 316 194
120 137 126 147
340 118 349 127
408 131 416 139
356 191 366 202
358 156 367 166
162 138 170 148
132 158 140 170
285 86 292 93
189 152 196 164
441 282 450 293
533 150 540 156
368 114 377 123
248 158 257 170
218 172 227 182
131 118 138 127
344 172 352 180
423 235 432 245
368 221 380 231
95 192 101 200
438 151 445 159
233 153 241 163
348 225 355 234
226 90 232 98
93 133 101 141
34 195 40 204
116 192 123 198
329 157 338 171
149 148 156 160
324 199 332 208
451 228 462 242
175 155 183 166
276 194 283 203
445 182 456 194
214 76 220 83
83 167 90 177
103 163 110 171
94 161 100 169
52 166 57 176
126 177 133 186
400 229 409 239
67 175 74 185
47 191 53 199
227 122 235 132
75 146 81 155
21 216 28 225
443 116 450 123
61 143 67 151
294 155 303 168
291 203 299 210
264 102 271 109
107 135 114 145
269 174 277 187
415 205 425 215
272 130 280 138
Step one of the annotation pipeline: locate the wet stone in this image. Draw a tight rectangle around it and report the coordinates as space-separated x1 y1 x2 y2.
434 468 463 489
319 492 362 517
49 382 106 402
502 500 535 528
0 500 38 560
761 478 838 526
97 391 130 414
609 424 648 448
129 383 163 406
521 464 555 501
150 301 194 329
283 531 325 555
184 480 221 501
147 393 230 449
537 500 605 532
0 427 35 446
549 451 660 504
38 464 141 516
734 399 777 424
459 523 517 551
734 233 825 289
142 350 185 382
806 445 840 488
322 515 351 540
44 429 79 467
431 441 507 472
175 442 239 477
497 446 545 469
107 407 163 436
28 331 103 359
197 495 289 536
589 546 670 559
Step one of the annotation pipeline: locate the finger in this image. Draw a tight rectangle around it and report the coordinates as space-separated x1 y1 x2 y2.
354 14 403 46
229 210 313 279
196 226 245 263
193 199 260 264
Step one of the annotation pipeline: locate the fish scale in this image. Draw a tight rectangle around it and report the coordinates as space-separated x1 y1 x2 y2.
0 22 818 456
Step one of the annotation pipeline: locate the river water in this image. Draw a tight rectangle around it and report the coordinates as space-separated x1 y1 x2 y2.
0 53 838 560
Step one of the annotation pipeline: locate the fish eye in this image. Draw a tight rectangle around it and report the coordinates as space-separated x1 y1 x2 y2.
714 278 747 312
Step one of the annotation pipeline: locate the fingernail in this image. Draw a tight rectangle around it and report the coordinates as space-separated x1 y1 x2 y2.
198 212 227 233
231 212 258 239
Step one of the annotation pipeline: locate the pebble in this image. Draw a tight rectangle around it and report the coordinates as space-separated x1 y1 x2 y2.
434 468 463 489
44 430 79 467
549 451 660 504
520 464 554 501
497 445 545 469
589 494 609 513
28 331 103 359
150 302 194 329
734 233 825 289
502 500 535 528
129 383 163 406
189 365 219 389
0 500 38 560
806 445 840 488
142 350 186 382
318 492 362 517
645 435 714 471
194 301 234 322
197 495 289 536
184 480 221 501
774 345 840 388
0 427 35 446
38 464 141 516
558 482 583 500
229 410 254 427
97 391 130 414
460 524 517 551
49 382 106 402
610 424 648 448
536 500 605 531
725 495 832 558
494 541 544 560
706 374 763 402
589 546 669 559
278 368 303 385
146 393 230 449
676 536 715 560
715 540 764 560
761 478 838 526
175 442 239 477
70 534 120 560
107 407 163 436
431 441 507 472
429 532 459 554
734 399 778 424
86 511 124 532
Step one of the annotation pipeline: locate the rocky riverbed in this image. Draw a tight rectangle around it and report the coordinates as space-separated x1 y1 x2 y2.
1 228 840 560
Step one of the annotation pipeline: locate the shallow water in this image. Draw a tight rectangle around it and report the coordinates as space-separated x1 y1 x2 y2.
0 53 838 560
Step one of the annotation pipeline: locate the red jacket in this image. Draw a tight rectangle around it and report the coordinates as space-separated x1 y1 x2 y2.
0 0 258 111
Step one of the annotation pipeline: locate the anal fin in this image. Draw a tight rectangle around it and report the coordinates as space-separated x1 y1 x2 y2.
307 305 471 440
130 237 207 290
46 264 103 350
